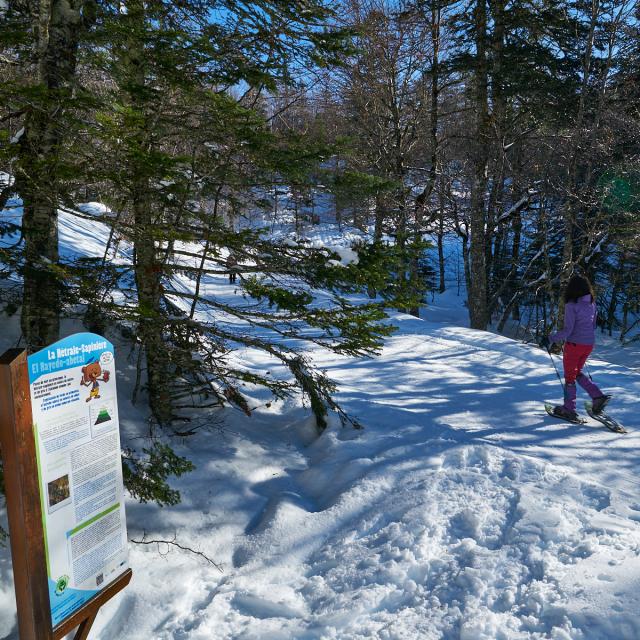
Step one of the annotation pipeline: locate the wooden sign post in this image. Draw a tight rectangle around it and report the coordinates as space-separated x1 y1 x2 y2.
0 337 132 640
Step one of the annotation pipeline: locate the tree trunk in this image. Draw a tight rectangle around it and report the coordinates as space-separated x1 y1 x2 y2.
374 191 385 242
606 255 623 335
133 202 172 425
485 0 506 304
510 211 522 320
468 0 490 330
437 215 445 293
414 0 441 222
559 0 600 306
17 0 85 351
123 0 173 425
462 235 472 302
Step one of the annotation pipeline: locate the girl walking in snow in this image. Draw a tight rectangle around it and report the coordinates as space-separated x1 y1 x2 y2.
545 275 611 420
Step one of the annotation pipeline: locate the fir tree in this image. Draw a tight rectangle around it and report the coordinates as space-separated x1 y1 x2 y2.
76 0 393 430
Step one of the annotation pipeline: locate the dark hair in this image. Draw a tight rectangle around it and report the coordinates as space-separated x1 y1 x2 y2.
564 275 594 303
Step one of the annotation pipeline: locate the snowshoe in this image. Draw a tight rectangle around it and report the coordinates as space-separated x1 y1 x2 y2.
585 402 627 434
545 403 587 425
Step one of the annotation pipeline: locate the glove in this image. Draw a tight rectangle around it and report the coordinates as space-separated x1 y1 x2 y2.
539 335 550 350
550 342 563 355
102 370 110 382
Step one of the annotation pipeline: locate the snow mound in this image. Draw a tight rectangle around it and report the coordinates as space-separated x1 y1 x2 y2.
194 442 639 640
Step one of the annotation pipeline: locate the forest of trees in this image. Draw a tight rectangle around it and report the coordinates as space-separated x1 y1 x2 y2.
1 0 639 504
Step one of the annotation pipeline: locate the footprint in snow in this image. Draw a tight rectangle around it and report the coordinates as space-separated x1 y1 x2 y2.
579 483 611 511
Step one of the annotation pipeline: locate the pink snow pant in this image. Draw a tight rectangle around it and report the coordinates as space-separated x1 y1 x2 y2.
563 342 592 385
563 342 602 410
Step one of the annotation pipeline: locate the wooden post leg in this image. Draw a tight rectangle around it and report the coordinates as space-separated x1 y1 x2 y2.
0 349 53 640
72 611 98 640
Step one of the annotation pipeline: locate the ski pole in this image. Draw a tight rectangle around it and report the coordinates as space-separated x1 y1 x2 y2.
546 346 565 393
584 362 593 381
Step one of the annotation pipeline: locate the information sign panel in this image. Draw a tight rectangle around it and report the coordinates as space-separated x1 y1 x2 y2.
27 333 129 628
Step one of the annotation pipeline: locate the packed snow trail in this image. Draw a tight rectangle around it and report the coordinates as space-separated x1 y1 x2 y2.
78 314 640 640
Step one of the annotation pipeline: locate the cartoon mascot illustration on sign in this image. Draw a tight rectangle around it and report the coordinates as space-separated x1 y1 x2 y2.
80 358 110 402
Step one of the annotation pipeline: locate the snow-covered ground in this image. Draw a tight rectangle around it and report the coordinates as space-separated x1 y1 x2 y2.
1 203 640 639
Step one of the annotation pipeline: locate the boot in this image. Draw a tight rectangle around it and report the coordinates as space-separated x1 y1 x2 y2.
553 383 578 421
591 394 612 415
576 373 611 414
553 405 580 421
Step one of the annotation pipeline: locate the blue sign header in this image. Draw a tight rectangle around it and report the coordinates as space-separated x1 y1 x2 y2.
27 333 114 385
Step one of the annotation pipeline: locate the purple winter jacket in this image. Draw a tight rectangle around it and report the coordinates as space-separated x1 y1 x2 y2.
550 294 597 345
